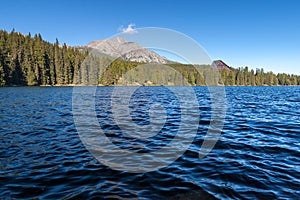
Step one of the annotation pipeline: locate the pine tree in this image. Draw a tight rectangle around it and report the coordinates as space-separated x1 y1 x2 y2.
0 63 6 86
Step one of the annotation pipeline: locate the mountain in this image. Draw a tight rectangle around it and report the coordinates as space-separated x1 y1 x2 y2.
212 60 233 70
87 36 169 64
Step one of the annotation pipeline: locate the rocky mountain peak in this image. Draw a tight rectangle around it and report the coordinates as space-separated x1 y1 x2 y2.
87 36 169 64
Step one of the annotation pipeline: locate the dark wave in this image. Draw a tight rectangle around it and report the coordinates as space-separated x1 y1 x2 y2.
0 86 299 199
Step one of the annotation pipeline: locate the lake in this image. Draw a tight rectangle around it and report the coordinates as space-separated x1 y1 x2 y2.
0 86 299 199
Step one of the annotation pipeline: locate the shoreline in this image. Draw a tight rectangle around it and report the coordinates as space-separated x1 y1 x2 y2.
1 84 300 87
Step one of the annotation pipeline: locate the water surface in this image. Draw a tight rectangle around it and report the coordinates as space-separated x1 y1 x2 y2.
0 86 299 199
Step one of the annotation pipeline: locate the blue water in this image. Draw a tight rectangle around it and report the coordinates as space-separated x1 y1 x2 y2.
0 86 299 199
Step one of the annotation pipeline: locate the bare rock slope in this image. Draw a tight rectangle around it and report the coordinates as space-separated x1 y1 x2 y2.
87 36 169 64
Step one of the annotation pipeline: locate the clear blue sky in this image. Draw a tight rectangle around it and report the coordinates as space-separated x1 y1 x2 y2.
1 0 299 74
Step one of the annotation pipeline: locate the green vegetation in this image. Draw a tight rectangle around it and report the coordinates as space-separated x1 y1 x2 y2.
219 67 300 86
1 29 300 86
0 29 85 86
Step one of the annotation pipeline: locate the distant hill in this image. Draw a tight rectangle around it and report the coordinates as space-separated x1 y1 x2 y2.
212 60 233 71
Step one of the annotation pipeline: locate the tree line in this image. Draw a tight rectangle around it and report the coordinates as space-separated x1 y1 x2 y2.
1 29 300 86
0 29 85 86
219 67 300 86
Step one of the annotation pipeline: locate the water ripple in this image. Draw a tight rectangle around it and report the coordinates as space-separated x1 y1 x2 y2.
0 86 299 199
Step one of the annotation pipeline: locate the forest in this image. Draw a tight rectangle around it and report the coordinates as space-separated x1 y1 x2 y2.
1 29 300 86
0 29 85 86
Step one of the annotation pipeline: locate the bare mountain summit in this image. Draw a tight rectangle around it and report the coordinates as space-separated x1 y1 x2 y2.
212 60 233 70
87 36 169 64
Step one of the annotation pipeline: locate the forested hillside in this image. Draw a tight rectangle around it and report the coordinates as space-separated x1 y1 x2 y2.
1 29 300 86
0 29 86 86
